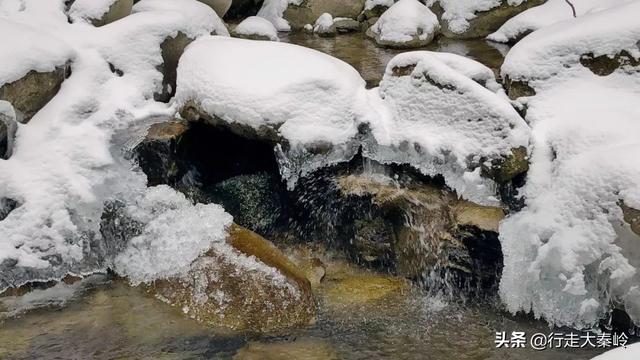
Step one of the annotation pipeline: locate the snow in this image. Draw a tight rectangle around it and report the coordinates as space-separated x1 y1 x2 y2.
591 343 640 360
68 0 117 24
0 18 75 86
257 0 303 32
488 0 636 43
0 0 231 291
365 0 395 11
499 2 640 329
234 16 279 41
113 186 233 285
436 0 527 34
368 0 440 45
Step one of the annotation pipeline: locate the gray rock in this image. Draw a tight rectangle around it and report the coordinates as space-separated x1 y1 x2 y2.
284 0 367 30
0 101 17 159
88 0 133 27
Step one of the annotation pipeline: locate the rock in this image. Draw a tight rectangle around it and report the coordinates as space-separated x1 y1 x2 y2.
283 0 367 30
336 174 504 285
0 101 17 159
198 0 233 17
0 198 19 222
209 173 287 236
621 203 640 237
134 119 189 186
226 0 264 20
580 50 640 77
157 32 194 102
504 76 536 100
234 339 338 360
367 0 440 48
434 0 546 39
149 224 316 333
233 16 280 41
313 13 337 37
70 0 133 27
333 17 360 33
0 65 69 123
361 1 392 20
481 146 529 184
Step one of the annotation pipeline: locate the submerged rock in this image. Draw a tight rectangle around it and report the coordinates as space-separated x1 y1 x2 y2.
149 224 316 333
0 65 69 123
433 0 546 39
283 0 367 30
0 101 17 160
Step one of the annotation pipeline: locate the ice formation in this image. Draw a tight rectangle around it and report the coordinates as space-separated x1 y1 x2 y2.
499 2 640 328
0 0 230 292
234 16 280 41
488 0 636 43
367 0 440 46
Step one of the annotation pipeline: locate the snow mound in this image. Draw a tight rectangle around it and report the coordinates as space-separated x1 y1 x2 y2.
373 51 530 204
488 0 637 43
0 0 230 291
113 186 232 285
0 19 75 86
234 16 279 41
499 2 640 329
436 0 528 34
257 0 303 32
368 0 440 47
68 0 119 24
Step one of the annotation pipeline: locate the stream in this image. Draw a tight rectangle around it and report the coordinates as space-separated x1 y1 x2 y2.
0 33 611 360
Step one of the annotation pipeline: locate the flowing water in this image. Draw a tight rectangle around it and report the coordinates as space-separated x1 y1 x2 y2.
0 34 621 359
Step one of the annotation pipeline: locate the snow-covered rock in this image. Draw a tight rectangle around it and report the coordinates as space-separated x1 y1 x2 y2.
367 0 440 48
233 16 280 41
0 0 230 292
373 51 530 204
0 18 74 122
313 13 337 36
488 0 636 44
69 0 133 27
499 2 640 329
197 0 233 17
591 343 640 360
0 101 17 159
257 0 303 31
432 0 546 39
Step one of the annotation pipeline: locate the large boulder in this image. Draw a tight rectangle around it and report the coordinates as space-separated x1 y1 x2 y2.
198 0 233 17
366 0 440 48
432 0 547 39
284 0 367 30
0 101 17 160
149 224 317 333
68 0 134 26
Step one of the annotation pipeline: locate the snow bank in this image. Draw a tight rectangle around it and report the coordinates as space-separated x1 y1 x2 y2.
257 0 303 32
499 2 640 328
234 16 279 41
488 0 636 43
436 0 528 34
113 186 232 285
368 0 440 47
374 51 530 204
0 0 230 291
591 343 640 360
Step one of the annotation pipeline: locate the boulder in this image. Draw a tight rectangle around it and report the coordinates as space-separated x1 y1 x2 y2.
134 119 189 186
283 0 367 30
313 13 337 37
0 66 69 123
226 0 264 20
433 0 546 39
157 32 195 102
149 224 316 333
0 101 17 160
233 16 280 41
366 0 439 48
69 0 133 27
621 203 640 237
333 18 360 33
198 0 233 17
